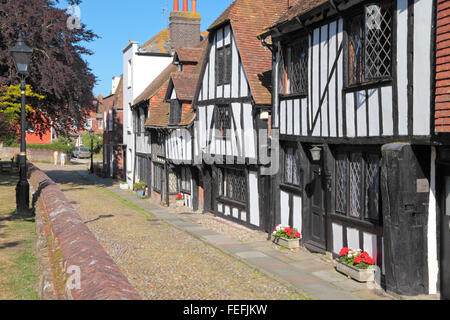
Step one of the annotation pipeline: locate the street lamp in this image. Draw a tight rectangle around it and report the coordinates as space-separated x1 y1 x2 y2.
89 128 94 174
10 33 33 215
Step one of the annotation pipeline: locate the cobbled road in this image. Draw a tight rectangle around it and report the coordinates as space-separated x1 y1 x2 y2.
40 165 305 300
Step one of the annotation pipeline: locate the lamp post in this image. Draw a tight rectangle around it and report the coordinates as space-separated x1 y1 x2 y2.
10 33 33 215
89 128 94 174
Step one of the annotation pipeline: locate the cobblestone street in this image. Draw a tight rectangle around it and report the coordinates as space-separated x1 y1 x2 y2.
38 163 307 300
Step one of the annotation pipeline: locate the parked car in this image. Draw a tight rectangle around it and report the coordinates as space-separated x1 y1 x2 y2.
72 146 91 159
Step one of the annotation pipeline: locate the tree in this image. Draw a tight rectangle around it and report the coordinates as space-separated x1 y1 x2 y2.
0 0 98 137
81 132 102 154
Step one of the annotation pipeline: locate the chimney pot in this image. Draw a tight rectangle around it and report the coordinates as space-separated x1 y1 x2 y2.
192 0 196 13
183 0 188 12
174 0 179 11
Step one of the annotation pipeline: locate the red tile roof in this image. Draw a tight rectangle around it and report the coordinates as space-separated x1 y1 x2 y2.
174 47 204 63
144 40 207 128
208 0 290 105
140 29 171 54
171 72 200 101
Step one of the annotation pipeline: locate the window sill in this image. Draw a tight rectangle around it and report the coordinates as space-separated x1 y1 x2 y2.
217 196 247 209
280 183 302 194
279 93 307 100
329 212 381 229
343 78 392 93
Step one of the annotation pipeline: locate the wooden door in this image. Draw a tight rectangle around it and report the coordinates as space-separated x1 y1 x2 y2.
309 162 327 250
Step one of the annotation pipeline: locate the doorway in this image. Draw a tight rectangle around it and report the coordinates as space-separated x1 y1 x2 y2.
306 160 327 251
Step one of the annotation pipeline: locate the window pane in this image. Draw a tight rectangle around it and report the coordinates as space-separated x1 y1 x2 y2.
225 46 232 84
169 170 177 193
349 153 363 218
348 14 364 85
284 147 294 184
278 48 286 95
365 154 380 221
336 153 348 215
290 37 308 95
365 2 392 80
215 105 231 137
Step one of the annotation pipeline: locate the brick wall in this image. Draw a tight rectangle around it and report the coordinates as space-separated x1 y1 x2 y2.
436 0 450 132
0 147 58 163
29 164 141 300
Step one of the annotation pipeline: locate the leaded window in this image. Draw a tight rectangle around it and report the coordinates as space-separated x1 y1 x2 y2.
346 1 392 86
215 105 231 138
218 168 247 204
216 45 232 86
180 167 191 193
279 36 309 96
153 164 163 192
283 146 301 186
168 168 178 194
335 151 380 222
169 100 182 125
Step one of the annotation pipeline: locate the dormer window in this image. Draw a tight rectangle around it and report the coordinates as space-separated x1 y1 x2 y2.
345 1 392 86
169 99 182 125
216 44 232 86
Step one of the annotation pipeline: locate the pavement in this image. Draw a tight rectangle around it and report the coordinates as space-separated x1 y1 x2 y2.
66 167 394 300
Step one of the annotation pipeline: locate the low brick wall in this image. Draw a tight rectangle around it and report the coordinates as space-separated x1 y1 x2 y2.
1 147 58 163
29 164 141 300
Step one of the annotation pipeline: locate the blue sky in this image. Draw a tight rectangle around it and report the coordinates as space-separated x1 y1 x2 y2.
57 0 233 97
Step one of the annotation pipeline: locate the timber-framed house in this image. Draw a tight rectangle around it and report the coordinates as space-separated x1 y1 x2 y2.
192 0 290 231
260 0 439 296
142 42 206 209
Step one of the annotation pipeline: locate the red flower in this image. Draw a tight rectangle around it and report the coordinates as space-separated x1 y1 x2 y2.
354 256 362 264
364 257 375 265
360 252 370 260
339 247 349 256
294 232 301 239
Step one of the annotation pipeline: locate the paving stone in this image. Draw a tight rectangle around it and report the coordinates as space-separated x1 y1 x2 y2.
235 251 268 259
290 260 333 272
300 283 360 300
312 270 349 283
201 235 240 245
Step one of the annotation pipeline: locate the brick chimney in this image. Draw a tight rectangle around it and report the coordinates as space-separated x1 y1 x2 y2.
170 0 201 50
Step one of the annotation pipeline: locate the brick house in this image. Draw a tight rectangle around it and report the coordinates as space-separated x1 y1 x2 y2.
102 75 125 180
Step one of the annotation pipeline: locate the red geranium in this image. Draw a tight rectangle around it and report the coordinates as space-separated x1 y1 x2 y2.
364 256 375 265
354 256 362 264
339 247 350 256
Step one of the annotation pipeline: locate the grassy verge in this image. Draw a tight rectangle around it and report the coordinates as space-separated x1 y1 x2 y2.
0 171 39 300
95 186 155 219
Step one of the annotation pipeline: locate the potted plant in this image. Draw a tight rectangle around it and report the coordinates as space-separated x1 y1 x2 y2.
175 193 184 207
133 182 146 198
335 247 375 282
271 225 302 249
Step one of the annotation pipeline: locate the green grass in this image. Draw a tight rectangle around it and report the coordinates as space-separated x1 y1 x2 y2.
95 186 155 219
0 171 39 300
7 250 39 300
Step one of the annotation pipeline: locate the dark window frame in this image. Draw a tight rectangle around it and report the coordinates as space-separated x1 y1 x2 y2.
217 167 248 205
334 149 381 225
281 144 302 189
216 44 232 86
279 35 309 97
214 104 232 139
169 99 182 125
344 0 394 88
153 163 163 193
179 167 192 194
167 166 179 195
